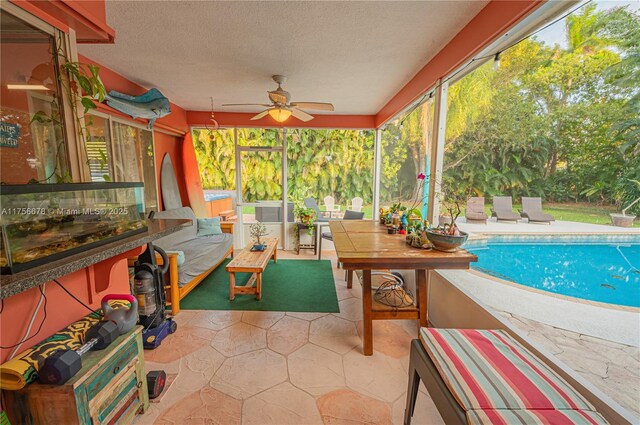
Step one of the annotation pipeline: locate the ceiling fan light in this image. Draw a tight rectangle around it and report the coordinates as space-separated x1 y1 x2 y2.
268 108 291 123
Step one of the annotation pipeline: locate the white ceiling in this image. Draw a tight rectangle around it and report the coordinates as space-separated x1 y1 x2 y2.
80 1 488 115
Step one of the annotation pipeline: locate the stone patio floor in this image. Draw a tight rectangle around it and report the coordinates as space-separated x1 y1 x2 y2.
499 311 640 419
135 250 639 424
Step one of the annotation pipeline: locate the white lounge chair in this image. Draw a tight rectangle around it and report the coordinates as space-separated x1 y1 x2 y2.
323 196 340 217
348 197 363 212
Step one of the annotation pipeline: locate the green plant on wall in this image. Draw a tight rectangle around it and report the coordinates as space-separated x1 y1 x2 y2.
28 38 106 184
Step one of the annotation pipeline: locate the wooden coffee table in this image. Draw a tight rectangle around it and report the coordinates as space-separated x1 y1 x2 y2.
226 237 278 300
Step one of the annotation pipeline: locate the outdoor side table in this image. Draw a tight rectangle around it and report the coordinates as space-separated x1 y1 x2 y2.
295 223 317 255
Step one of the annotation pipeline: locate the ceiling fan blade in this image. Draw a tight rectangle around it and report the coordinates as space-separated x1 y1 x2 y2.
221 103 272 107
250 110 271 120
290 107 314 122
290 102 334 111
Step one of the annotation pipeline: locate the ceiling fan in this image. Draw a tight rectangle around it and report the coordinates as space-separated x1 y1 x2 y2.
222 75 334 123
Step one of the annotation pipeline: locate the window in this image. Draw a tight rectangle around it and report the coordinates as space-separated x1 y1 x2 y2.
380 99 434 212
84 114 111 182
193 128 235 191
0 10 68 184
84 114 158 212
287 129 375 217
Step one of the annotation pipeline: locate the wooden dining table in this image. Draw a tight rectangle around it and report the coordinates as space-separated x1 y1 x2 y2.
329 220 477 355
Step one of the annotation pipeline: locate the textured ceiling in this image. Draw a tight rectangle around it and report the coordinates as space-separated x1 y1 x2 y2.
80 1 488 115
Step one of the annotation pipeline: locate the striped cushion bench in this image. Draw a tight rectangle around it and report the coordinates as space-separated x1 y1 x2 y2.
405 328 608 424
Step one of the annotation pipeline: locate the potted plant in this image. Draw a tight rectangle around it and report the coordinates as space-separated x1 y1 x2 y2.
294 205 316 236
249 221 269 251
610 180 639 227
424 186 469 252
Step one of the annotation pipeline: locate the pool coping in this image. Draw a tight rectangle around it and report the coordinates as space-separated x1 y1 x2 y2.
467 269 639 313
438 269 640 347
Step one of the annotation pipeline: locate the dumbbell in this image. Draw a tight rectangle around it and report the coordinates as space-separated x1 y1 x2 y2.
38 320 118 385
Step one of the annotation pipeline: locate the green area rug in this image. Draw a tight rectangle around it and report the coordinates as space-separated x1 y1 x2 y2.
179 259 339 313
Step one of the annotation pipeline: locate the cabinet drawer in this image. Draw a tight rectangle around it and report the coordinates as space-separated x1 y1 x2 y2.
93 365 140 425
85 338 138 400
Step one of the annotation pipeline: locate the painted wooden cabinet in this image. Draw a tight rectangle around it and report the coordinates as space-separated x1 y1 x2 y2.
6 327 149 424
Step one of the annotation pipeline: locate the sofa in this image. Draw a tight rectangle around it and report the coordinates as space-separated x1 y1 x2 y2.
151 206 234 314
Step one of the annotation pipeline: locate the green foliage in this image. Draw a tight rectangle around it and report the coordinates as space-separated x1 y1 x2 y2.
380 102 433 203
193 128 375 205
442 4 640 214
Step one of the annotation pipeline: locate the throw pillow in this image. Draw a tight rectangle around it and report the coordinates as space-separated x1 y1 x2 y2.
197 217 222 236
165 250 186 266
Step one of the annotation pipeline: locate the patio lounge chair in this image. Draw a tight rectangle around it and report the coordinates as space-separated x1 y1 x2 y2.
491 196 521 222
520 197 555 224
464 197 488 224
304 197 330 222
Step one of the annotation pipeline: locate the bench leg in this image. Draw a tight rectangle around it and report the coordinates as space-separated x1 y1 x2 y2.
229 272 236 301
404 366 421 425
256 273 262 300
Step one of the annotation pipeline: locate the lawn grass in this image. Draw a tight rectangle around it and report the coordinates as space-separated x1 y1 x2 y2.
475 202 639 228
242 202 638 227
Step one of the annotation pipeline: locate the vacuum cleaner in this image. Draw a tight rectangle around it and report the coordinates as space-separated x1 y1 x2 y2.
133 242 177 349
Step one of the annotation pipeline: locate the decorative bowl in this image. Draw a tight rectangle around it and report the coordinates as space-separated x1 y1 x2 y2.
425 230 468 252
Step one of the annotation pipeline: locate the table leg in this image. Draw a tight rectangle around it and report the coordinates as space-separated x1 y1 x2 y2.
256 273 262 300
415 269 428 327
362 269 373 356
229 272 236 301
313 225 318 256
346 269 353 289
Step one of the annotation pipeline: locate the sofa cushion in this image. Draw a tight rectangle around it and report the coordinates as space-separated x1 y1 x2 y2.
419 328 606 423
197 217 222 236
153 207 198 247
170 233 233 287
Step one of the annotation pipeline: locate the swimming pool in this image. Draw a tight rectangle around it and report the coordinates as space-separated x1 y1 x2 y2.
467 238 640 308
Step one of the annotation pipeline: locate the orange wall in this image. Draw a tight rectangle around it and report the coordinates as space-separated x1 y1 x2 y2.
79 55 189 136
0 54 191 366
154 132 189 210
11 0 114 43
78 54 192 212
0 259 132 364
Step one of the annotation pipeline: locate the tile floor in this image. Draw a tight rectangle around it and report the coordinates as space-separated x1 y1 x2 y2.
136 250 443 425
135 250 639 424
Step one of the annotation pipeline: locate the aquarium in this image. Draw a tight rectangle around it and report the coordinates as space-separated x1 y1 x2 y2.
0 183 147 274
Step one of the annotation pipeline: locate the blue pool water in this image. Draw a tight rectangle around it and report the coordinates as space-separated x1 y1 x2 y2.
467 242 640 308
